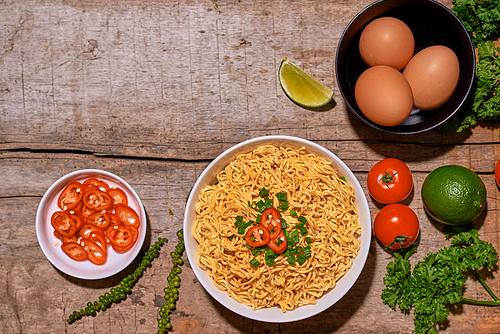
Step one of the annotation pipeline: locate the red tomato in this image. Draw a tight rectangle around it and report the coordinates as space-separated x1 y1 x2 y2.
260 207 282 239
245 225 271 247
80 238 107 265
57 181 84 211
83 188 114 211
51 211 77 237
108 187 128 206
374 203 419 249
61 242 88 261
106 225 134 249
267 230 287 254
495 159 500 187
86 211 111 230
83 178 110 192
115 204 140 229
367 158 413 204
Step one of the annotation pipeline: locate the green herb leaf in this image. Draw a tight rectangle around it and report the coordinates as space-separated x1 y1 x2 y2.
250 258 261 267
259 187 269 198
290 209 297 217
298 215 307 223
276 192 287 201
381 229 500 333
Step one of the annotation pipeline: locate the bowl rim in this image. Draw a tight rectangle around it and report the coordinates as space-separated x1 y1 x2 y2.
183 135 371 322
35 169 147 280
335 0 475 134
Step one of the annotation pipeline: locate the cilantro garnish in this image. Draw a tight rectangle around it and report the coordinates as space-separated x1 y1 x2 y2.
236 187 312 267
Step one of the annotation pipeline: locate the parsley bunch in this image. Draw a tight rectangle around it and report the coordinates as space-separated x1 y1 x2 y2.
441 0 500 132
381 229 499 334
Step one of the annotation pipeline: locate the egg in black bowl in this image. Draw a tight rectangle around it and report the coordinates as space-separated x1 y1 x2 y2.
335 0 475 134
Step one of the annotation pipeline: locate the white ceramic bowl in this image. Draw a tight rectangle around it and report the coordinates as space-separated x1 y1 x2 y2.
36 169 147 280
184 135 371 322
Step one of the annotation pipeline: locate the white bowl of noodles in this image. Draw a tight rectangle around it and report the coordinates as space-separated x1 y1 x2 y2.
184 135 371 322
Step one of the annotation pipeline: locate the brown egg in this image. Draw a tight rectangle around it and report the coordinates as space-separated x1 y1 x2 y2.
403 45 460 110
355 65 413 126
359 17 415 70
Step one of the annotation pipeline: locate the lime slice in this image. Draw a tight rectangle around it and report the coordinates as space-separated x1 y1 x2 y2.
278 57 334 108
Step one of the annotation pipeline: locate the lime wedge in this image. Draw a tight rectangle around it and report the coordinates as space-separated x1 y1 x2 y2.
278 57 334 108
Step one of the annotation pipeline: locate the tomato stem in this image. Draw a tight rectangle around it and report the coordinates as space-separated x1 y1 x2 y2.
386 235 411 249
381 171 398 189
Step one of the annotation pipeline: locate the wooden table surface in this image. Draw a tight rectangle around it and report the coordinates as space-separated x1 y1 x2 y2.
2 0 500 333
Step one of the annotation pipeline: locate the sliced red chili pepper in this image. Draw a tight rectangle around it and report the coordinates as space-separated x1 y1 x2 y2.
61 231 81 244
57 181 84 211
86 211 111 230
79 223 105 240
106 225 134 249
83 188 114 211
88 229 107 254
80 238 106 265
83 178 110 192
245 225 270 248
260 207 282 239
81 203 95 218
61 242 88 261
108 187 128 207
267 230 287 254
51 211 77 237
69 211 84 230
115 203 140 229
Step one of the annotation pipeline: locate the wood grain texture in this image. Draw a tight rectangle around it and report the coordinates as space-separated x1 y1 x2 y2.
1 0 500 333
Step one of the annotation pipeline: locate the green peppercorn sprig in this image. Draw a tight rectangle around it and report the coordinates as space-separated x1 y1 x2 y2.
157 229 185 333
67 237 168 324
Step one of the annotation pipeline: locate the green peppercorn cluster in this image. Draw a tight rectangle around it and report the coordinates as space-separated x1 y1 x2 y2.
157 229 185 333
67 237 168 324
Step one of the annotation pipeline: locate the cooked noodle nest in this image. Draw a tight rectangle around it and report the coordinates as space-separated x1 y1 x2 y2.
193 145 361 312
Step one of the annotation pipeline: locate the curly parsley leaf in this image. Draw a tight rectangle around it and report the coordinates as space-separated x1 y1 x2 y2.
381 229 499 334
440 1 500 132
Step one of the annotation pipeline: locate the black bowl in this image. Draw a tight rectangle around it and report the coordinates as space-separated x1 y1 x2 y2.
335 0 475 134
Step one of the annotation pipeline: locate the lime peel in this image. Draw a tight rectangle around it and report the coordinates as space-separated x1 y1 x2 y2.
279 57 334 108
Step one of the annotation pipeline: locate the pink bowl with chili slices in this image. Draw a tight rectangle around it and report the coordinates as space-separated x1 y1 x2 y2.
36 169 147 280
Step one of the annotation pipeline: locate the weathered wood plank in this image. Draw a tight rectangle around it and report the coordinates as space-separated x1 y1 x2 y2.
1 0 500 333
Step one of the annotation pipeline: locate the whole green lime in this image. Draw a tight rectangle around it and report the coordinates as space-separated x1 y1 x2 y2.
421 165 486 225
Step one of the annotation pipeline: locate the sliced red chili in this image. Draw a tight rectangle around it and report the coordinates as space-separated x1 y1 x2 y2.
108 187 128 207
61 232 80 244
69 211 84 230
79 223 105 240
86 211 111 230
267 230 287 254
83 188 114 211
81 204 95 218
80 238 106 265
114 203 140 229
61 242 88 261
245 225 270 248
51 211 77 237
57 181 84 211
260 207 282 239
83 178 110 192
106 225 134 249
